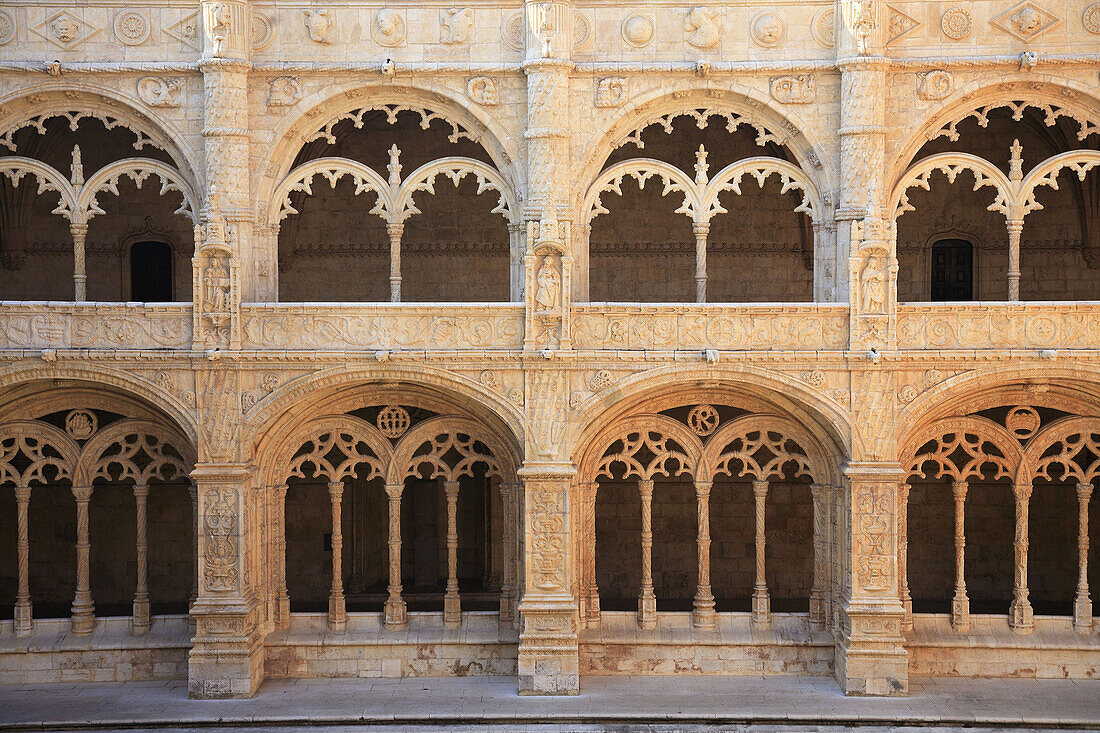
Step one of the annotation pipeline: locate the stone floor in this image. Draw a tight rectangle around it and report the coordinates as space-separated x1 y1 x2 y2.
0 675 1097 730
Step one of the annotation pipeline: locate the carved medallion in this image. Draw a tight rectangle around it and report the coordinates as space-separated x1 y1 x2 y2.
1084 4 1100 34
595 77 627 108
65 409 98 439
622 14 654 48
1006 405 1041 440
917 70 953 101
811 7 835 48
32 10 101 50
573 11 592 49
267 76 301 108
377 405 411 438
588 370 613 391
466 76 499 106
685 7 719 49
770 74 815 104
0 11 13 46
114 11 150 46
990 2 1059 42
372 8 406 47
940 7 972 39
440 7 472 44
688 404 719 436
252 11 274 49
750 11 786 48
164 11 200 51
501 11 524 51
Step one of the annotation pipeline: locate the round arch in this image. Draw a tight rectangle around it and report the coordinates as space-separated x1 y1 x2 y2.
256 81 523 215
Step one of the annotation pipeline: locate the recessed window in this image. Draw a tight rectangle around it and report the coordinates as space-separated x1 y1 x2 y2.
130 241 173 301
930 239 973 302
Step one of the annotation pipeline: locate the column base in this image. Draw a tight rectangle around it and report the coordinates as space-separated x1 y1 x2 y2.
637 591 657 630
328 594 346 633
444 593 461 628
498 587 516 625
70 604 96 636
1009 596 1034 634
189 600 264 699
1074 595 1092 634
692 593 716 629
13 602 32 637
751 589 770 630
951 594 970 632
132 597 151 636
518 592 579 696
383 596 407 630
809 592 827 631
835 603 908 697
275 593 291 630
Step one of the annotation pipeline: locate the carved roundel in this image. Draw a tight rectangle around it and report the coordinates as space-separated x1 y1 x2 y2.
1005 405 1041 440
687 404 720 436
251 11 274 50
0 10 15 46
751 11 786 48
622 14 654 48
501 11 524 51
65 409 98 440
1085 4 1100 34
811 7 835 48
376 405 411 439
114 11 149 46
940 7 972 39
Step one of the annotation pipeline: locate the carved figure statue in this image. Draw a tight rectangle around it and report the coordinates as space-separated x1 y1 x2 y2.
853 0 875 54
860 256 886 314
535 255 560 311
210 2 231 56
304 9 332 43
204 257 231 314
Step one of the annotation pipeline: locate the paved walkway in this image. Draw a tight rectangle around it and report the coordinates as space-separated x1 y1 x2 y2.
0 675 1098 730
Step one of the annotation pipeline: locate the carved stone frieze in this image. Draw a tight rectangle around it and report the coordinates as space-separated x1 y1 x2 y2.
771 75 815 105
990 2 1059 42
31 11 101 50
303 9 332 44
137 77 183 108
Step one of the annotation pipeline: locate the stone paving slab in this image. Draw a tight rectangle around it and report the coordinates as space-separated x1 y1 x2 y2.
0 676 1097 730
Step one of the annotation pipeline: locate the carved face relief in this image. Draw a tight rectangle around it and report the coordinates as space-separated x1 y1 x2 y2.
51 15 80 42
751 11 785 47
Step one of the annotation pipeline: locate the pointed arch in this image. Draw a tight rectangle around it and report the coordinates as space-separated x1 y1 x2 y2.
0 419 80 487
75 417 195 487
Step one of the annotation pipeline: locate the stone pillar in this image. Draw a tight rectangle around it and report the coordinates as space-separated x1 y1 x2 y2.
896 482 912 631
273 483 290 628
327 481 346 632
692 222 709 303
578 481 600 628
810 483 832 631
387 222 403 302
498 482 521 624
836 462 908 696
443 479 462 628
13 485 32 637
509 223 526 302
693 480 716 628
132 483 151 635
637 478 657 630
1074 482 1094 633
751 478 771 629
1008 480 1033 634
70 222 88 302
517 461 578 695
189 464 263 699
1006 220 1023 301
383 482 407 630
70 485 95 635
950 480 970 632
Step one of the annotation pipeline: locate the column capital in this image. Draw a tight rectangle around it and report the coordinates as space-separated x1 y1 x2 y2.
71 485 93 502
1078 481 1095 500
843 461 906 482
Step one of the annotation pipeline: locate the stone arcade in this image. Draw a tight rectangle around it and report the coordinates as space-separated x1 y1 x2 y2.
0 0 1099 702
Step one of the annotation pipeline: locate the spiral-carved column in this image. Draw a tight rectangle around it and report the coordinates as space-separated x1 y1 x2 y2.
693 480 715 628
132 483 151 635
897 482 912 631
70 222 88 302
636 478 657 629
692 222 709 303
810 483 832 631
1074 482 1094 633
443 480 462 628
383 482 407 630
387 222 403 302
1008 481 1034 634
327 481 346 632
273 483 290 628
13 485 32 636
951 480 970 632
498 482 520 624
751 479 771 629
70 485 95 635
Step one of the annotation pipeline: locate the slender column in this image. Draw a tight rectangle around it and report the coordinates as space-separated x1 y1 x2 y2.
189 483 199 609
809 483 831 631
132 483 151 635
387 222 403 302
509 222 525 302
950 480 970 632
692 480 716 628
383 482 407 630
584 481 600 627
1074 482 1094 633
327 481 346 631
70 222 88 301
273 483 290 627
637 478 656 629
751 479 771 629
498 482 519 624
692 222 709 303
1007 481 1034 633
70 485 95 635
13 485 33 636
1006 220 1023 301
896 482 912 631
443 480 461 628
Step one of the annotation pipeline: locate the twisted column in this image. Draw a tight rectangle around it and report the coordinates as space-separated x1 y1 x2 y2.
751 479 771 629
809 483 831 631
327 481 346 632
692 222 709 303
1006 220 1023 301
443 480 461 628
13 485 32 637
132 483 151 635
387 222 403 302
637 478 656 629
897 482 912 631
1074 482 1093 633
951 480 970 632
1008 481 1034 634
70 222 88 301
70 485 95 635
273 483 290 628
188 483 198 632
693 480 715 628
498 482 519 624
584 482 600 627
383 482 407 630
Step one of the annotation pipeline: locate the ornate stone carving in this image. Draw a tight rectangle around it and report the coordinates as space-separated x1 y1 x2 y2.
64 409 97 439
684 7 719 49
917 70 952 101
852 0 876 54
750 11 786 48
990 2 1058 42
114 11 150 46
941 7 972 39
203 486 239 592
771 75 816 105
803 370 827 388
885 4 920 44
164 11 200 50
687 404 719 436
137 77 183 108
595 77 627 108
251 11 273 50
0 10 14 46
32 11 100 49
440 7 472 44
208 2 232 57
573 11 592 49
622 14 654 48
812 7 835 47
372 8 406 47
501 10 524 51
303 9 332 44
466 76 499 106
267 76 301 108
1085 4 1100 34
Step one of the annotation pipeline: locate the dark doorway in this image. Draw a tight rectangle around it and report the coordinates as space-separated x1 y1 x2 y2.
130 241 173 301
930 240 973 301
